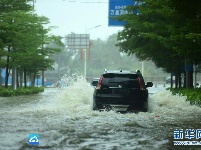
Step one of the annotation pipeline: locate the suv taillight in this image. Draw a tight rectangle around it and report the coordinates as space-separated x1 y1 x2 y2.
138 77 143 90
96 76 104 90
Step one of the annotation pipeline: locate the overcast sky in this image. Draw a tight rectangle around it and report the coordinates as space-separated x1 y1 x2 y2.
35 0 123 40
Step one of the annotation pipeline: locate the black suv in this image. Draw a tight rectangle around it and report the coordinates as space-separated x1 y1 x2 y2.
93 70 153 112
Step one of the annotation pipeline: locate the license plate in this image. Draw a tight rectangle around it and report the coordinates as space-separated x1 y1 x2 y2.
112 88 129 94
110 105 129 112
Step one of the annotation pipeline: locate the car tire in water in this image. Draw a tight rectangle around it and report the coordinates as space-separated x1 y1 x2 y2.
93 102 98 111
142 101 148 112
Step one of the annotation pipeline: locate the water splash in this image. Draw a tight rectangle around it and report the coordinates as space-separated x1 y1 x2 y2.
1 74 201 149
56 73 94 114
54 74 201 119
53 73 81 88
148 89 201 120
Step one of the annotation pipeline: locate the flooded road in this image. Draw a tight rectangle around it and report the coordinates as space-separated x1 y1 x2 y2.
0 76 201 150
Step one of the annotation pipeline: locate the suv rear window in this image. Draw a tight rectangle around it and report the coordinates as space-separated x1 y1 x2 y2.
102 73 140 88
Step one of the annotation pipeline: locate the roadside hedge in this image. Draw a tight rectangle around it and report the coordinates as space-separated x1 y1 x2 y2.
0 87 44 97
169 88 201 106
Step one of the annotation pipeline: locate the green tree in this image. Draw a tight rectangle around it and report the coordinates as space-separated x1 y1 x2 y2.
0 0 62 88
115 0 201 88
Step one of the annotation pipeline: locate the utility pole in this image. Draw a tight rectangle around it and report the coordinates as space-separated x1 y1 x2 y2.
41 29 45 87
185 61 193 88
194 64 197 88
141 61 144 75
12 68 17 90
0 69 2 87
84 25 101 78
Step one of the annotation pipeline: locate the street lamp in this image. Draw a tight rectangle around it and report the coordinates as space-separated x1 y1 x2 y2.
85 25 101 33
84 25 101 78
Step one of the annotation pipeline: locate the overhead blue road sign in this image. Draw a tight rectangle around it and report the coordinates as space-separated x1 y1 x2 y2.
108 0 135 26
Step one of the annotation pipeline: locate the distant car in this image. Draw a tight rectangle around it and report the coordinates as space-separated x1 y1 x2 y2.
90 78 100 88
93 69 153 113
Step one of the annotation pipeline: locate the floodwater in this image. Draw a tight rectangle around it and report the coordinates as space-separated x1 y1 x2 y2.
0 75 201 150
